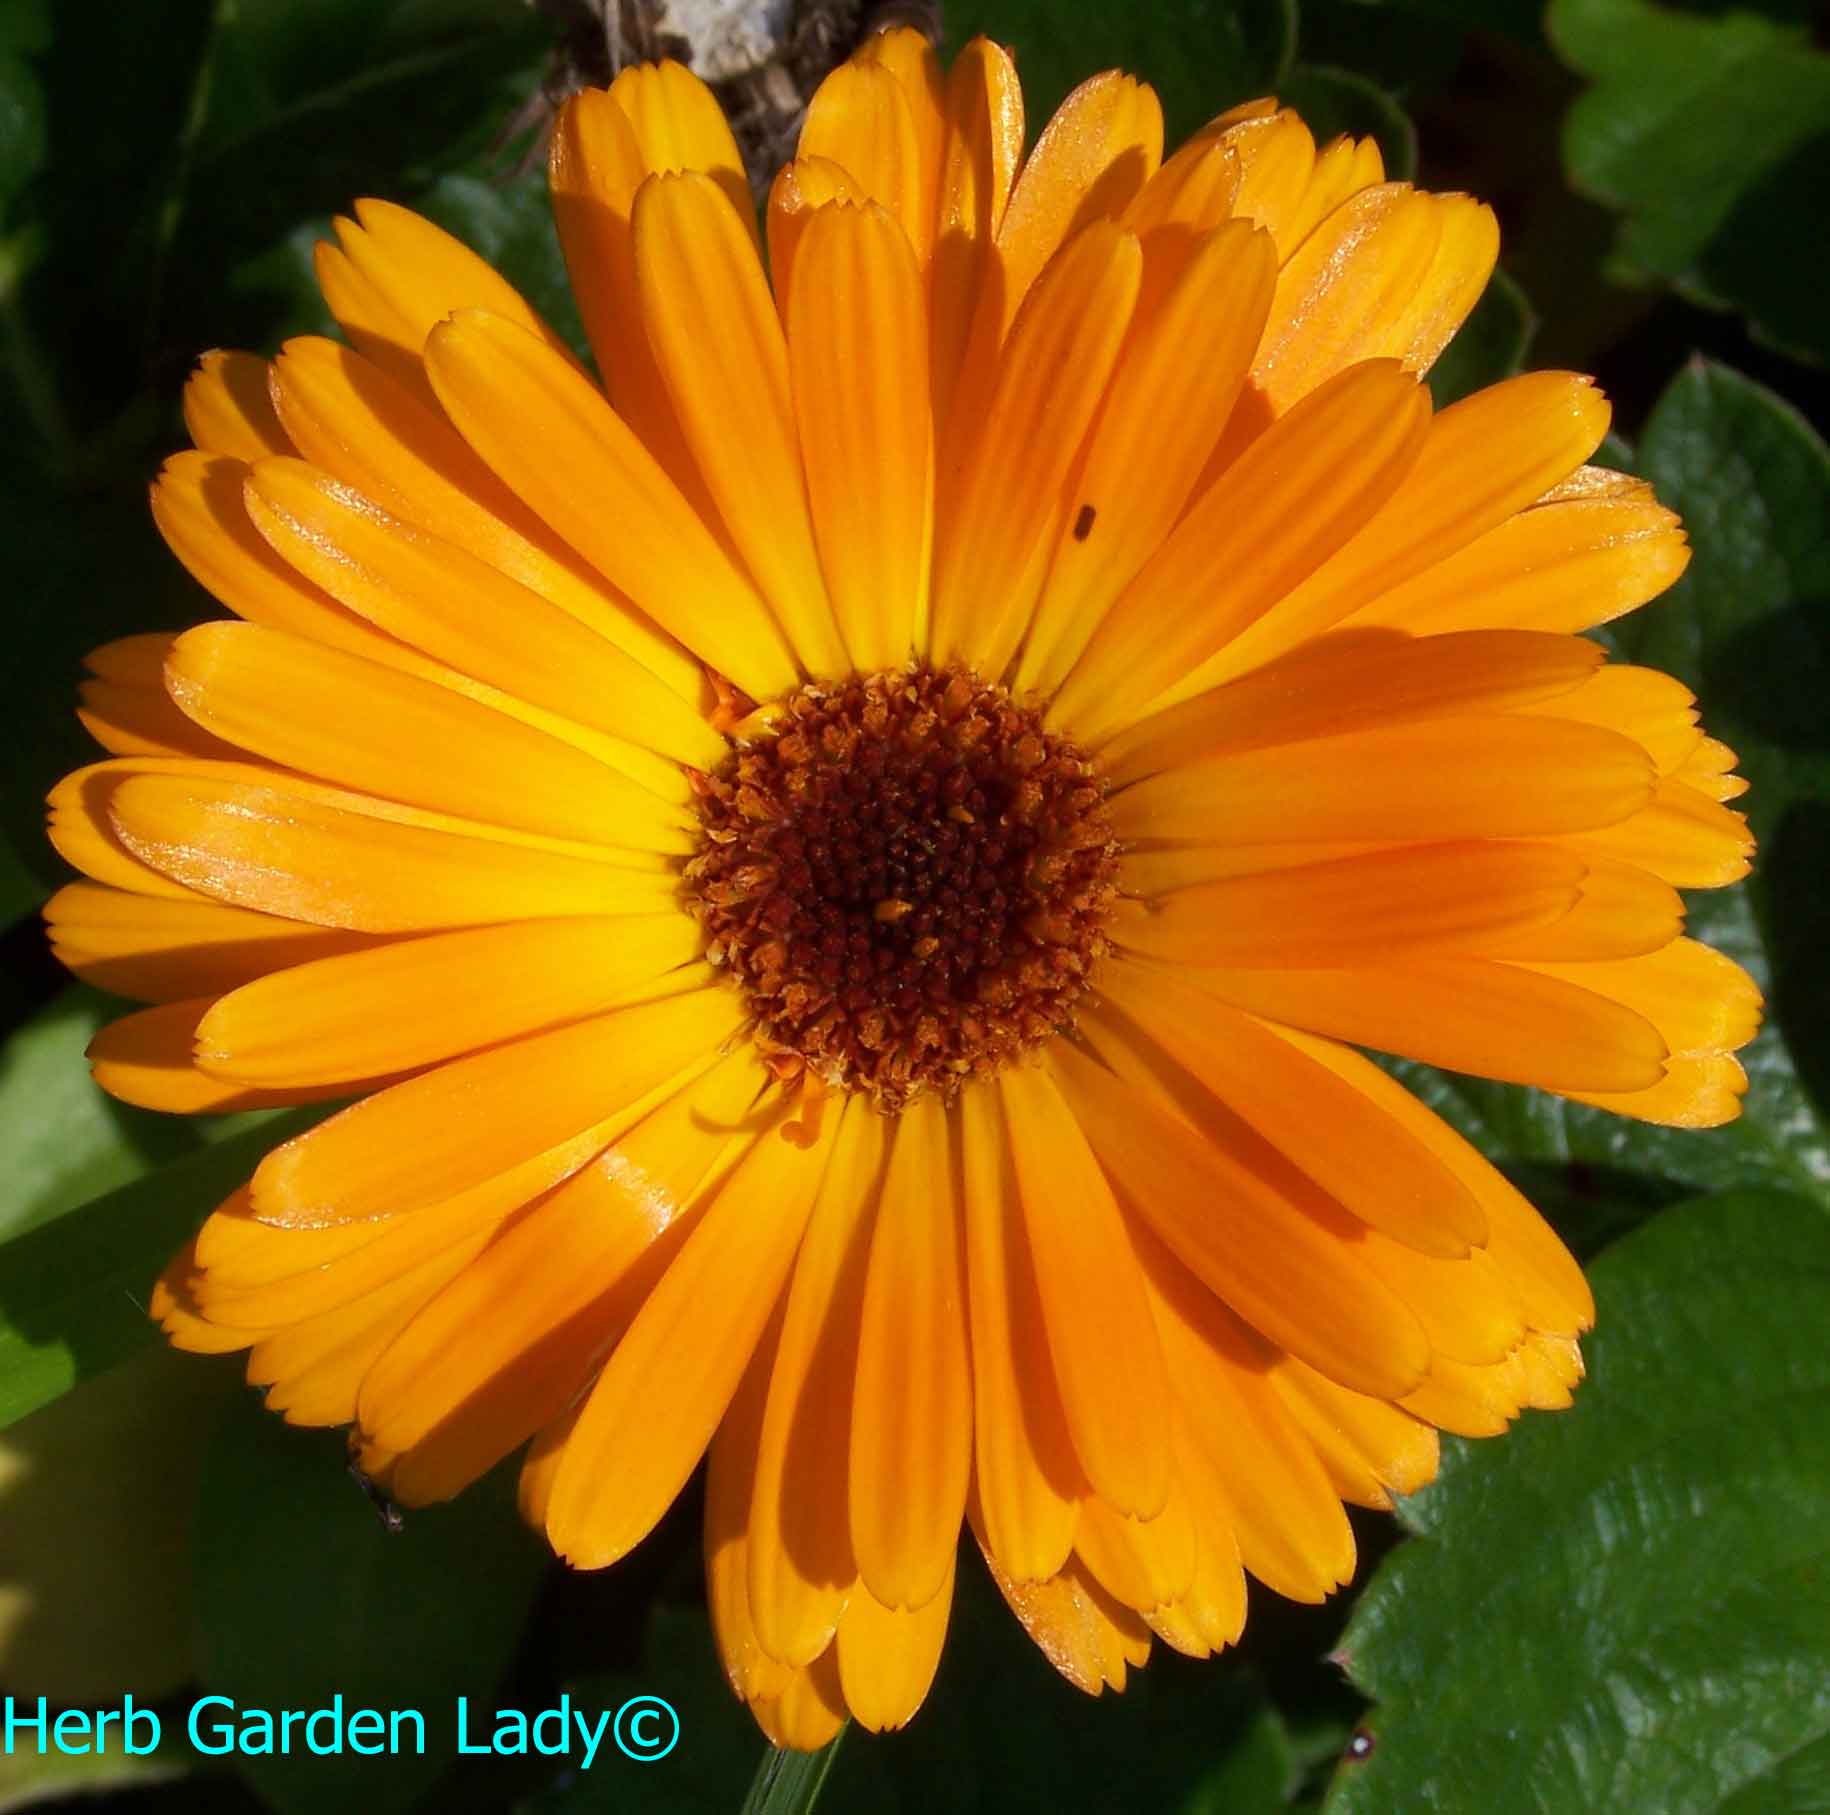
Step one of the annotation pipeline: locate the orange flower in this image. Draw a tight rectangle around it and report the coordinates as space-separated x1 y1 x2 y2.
47 31 1757 1748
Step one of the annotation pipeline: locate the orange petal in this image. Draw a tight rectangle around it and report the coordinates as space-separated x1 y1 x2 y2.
958 1082 1082 1583
182 350 290 461
1053 1027 1430 1399
850 1093 971 1611
748 1100 887 1665
633 171 846 674
1098 965 1488 1256
197 914 701 1087
930 221 1142 678
249 986 736 1227
1187 957 1668 1094
997 1062 1172 1521
105 765 676 931
1111 715 1655 847
786 201 933 671
164 622 689 851
1051 361 1431 740
798 61 925 256
834 1557 954 1733
544 1106 836 1569
1016 219 1277 698
45 881 379 1003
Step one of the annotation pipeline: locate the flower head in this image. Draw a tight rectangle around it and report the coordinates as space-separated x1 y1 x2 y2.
48 30 1758 1747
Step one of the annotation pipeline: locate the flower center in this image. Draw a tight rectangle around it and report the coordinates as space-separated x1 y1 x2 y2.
684 667 1121 1113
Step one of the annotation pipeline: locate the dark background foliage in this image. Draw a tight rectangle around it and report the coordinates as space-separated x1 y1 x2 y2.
0 1 1825 1810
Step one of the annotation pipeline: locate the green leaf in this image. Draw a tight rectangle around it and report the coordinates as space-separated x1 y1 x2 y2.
1550 0 1830 361
742 1731 846 1815
194 1399 548 1815
0 985 210 1243
0 1344 231 1703
0 1107 319 1427
1626 361 1830 1131
1325 1189 1830 1814
1425 267 1536 407
941 0 1297 147
528 1605 774 1812
1278 65 1417 180
0 1741 183 1812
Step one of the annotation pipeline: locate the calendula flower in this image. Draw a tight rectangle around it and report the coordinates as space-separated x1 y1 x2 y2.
48 30 1757 1747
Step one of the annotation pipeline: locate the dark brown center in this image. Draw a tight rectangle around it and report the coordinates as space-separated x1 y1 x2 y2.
683 667 1121 1113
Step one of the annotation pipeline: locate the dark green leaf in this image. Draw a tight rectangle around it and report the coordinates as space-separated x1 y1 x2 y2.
0 1107 319 1427
1278 65 1417 180
195 1400 548 1815
1326 1189 1830 1814
941 0 1298 147
1550 0 1830 361
1425 267 1536 406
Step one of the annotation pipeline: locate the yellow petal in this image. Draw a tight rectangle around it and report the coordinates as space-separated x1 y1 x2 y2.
850 1093 970 1611
798 61 925 255
1351 482 1690 636
1111 715 1655 846
1269 1355 1439 1511
989 73 1163 342
1051 361 1431 741
930 221 1142 678
544 1106 835 1569
973 1521 1149 1695
198 914 702 1087
1518 662 1700 774
164 623 690 851
1016 219 1278 698
547 87 712 508
633 170 847 674
997 1062 1172 1521
267 337 695 696
250 985 735 1227
834 1559 954 1733
323 197 570 379
929 36 1023 429
151 453 426 670
244 448 722 776
77 633 243 762
47 762 209 901
608 59 755 227
45 881 379 1003
1075 1482 1197 1614
1254 186 1496 413
1554 776 1752 887
106 766 677 931
856 26 946 251
786 201 933 672
748 1650 849 1751
182 350 290 461
87 999 345 1114
958 1082 1082 1583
